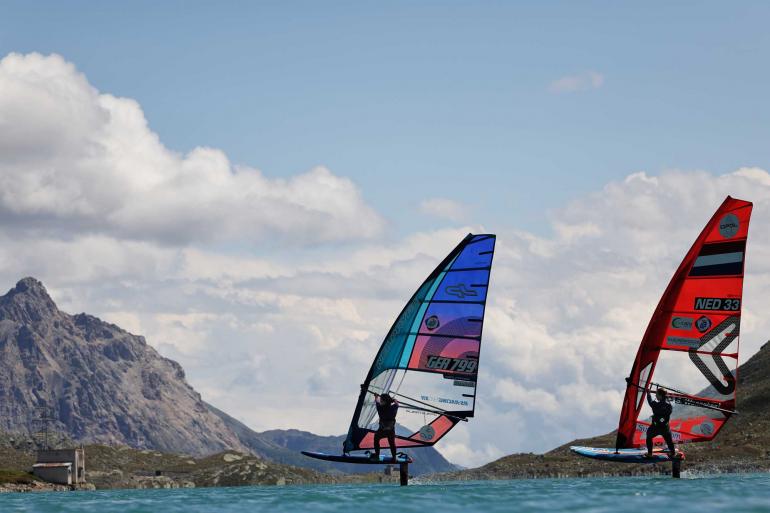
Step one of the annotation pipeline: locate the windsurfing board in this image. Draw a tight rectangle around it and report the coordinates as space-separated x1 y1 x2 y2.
301 451 412 464
570 446 683 463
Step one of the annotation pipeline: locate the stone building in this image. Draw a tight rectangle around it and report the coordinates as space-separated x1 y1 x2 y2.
32 448 86 485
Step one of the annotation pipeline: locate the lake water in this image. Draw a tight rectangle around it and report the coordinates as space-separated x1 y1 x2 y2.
1 473 768 513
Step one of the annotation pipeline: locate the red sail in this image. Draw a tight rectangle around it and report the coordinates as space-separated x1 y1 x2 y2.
616 196 752 450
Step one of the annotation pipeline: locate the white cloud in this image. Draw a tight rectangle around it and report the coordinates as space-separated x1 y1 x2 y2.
494 379 560 414
419 198 470 222
0 52 384 246
548 71 605 94
437 421 505 468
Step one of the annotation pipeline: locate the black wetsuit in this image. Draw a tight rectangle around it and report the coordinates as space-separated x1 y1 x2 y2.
646 391 675 456
373 398 399 459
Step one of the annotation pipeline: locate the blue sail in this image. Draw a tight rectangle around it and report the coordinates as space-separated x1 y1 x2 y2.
344 234 496 452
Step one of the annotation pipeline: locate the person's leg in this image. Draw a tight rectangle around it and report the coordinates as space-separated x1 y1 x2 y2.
388 431 397 460
662 428 675 458
646 426 655 455
373 431 383 459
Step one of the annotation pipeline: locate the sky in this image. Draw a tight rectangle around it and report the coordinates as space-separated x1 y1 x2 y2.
2 2 770 466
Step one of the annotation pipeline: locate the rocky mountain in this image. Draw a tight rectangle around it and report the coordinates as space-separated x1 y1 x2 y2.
0 277 457 474
0 277 250 455
439 339 770 480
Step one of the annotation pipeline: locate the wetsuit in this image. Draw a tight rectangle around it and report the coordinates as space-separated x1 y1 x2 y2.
646 391 675 456
373 396 399 460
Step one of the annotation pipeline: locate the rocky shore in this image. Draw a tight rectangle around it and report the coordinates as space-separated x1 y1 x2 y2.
0 443 400 491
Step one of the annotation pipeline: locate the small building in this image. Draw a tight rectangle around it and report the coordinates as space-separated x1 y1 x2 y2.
32 462 73 485
33 448 86 485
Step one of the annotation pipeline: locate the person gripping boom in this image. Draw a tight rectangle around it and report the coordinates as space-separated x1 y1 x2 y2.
370 392 399 461
644 387 675 459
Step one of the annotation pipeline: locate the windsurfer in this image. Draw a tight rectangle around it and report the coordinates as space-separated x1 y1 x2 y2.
371 392 399 461
645 388 675 458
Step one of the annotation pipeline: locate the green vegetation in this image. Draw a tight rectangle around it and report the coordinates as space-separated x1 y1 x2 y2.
0 469 38 485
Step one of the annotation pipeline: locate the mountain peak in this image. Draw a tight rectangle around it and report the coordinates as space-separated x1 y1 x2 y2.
0 276 59 323
0 276 252 456
13 276 48 295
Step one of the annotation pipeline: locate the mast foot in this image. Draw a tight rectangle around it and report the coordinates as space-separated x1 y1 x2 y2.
399 462 408 486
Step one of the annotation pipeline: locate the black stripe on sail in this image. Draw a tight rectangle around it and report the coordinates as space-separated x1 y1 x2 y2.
689 239 746 277
690 262 744 277
698 240 746 256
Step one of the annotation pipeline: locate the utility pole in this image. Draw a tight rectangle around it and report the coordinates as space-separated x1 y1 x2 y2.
34 406 57 450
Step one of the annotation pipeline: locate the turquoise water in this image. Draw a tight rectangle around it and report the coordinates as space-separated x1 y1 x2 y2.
2 474 769 513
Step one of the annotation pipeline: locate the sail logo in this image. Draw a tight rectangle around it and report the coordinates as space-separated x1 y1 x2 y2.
667 336 700 348
445 284 478 299
697 421 715 436
419 425 436 441
426 355 478 373
689 316 739 395
695 316 712 333
420 395 469 407
637 423 681 442
718 213 740 239
671 317 693 330
425 315 440 331
694 297 740 311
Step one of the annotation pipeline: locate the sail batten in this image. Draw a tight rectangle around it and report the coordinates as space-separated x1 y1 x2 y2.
343 233 496 453
615 197 752 450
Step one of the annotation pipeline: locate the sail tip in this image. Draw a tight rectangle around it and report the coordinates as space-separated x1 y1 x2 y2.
723 195 753 207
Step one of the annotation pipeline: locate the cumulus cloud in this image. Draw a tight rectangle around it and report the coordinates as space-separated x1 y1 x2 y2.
0 52 384 246
494 379 560 414
548 71 604 94
419 198 470 222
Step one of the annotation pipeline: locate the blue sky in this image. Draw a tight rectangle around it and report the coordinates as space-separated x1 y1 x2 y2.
4 1 770 235
3 3 770 465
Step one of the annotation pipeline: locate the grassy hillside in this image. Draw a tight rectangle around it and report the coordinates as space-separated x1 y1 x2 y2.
0 443 339 489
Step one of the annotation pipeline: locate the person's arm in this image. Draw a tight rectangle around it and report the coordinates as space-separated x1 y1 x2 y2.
374 394 381 405
647 389 654 407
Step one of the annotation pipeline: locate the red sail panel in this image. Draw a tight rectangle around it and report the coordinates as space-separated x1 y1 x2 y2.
357 415 457 450
616 196 752 450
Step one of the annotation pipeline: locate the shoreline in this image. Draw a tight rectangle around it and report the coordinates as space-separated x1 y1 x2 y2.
3 459 769 493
